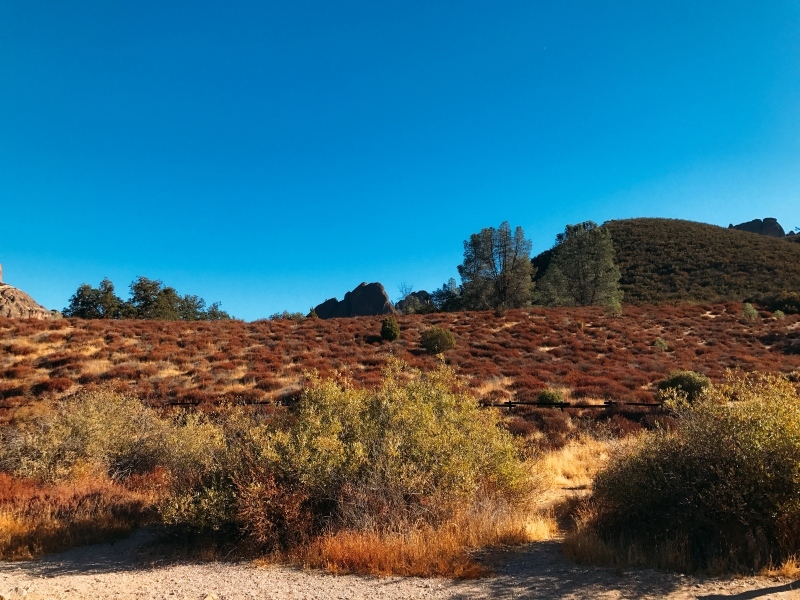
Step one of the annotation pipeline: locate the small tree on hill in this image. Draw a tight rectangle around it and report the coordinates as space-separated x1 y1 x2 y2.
420 326 456 354
536 221 622 308
380 316 400 341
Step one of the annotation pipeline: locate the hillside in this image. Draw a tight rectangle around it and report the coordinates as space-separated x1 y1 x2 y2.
602 218 800 304
2 304 798 420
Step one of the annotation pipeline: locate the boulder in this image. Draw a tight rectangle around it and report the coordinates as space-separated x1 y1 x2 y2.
729 218 786 238
313 282 396 319
0 283 58 319
396 290 434 313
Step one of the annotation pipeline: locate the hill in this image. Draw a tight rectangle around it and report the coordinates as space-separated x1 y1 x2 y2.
2 304 798 420
601 218 800 304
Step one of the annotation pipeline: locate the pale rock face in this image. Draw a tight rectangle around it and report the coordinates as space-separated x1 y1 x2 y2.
313 282 396 319
0 283 57 319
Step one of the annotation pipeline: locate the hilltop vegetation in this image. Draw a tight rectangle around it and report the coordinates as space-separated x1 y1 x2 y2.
602 218 800 304
63 276 231 321
421 217 800 313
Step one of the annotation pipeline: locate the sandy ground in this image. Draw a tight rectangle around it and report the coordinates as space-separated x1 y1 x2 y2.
1 527 798 600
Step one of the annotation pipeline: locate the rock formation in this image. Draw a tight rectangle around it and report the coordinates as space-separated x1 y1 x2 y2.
395 290 434 313
729 218 786 238
0 283 58 319
313 282 396 319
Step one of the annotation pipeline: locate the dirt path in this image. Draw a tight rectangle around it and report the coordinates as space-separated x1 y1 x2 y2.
1 527 798 599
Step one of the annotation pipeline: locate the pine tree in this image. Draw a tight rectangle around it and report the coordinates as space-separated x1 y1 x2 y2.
537 221 622 307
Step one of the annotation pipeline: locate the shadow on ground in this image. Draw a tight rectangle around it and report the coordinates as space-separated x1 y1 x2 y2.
0 526 174 577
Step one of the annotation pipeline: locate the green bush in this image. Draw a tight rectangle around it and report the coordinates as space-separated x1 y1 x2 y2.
1 389 167 482
656 370 710 404
537 389 565 404
419 326 456 354
742 302 758 321
653 338 669 351
774 309 786 320
165 361 531 547
590 373 800 572
380 316 400 342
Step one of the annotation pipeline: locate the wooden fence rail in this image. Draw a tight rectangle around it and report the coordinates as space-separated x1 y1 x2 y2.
479 400 664 411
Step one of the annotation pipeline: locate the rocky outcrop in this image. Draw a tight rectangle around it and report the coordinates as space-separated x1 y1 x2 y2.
395 290 434 313
729 218 786 238
313 282 395 319
0 283 58 319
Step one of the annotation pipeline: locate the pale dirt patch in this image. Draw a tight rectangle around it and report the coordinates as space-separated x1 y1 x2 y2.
1 527 798 599
490 322 520 333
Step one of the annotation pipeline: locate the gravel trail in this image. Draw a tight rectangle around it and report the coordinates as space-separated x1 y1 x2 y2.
1 527 798 599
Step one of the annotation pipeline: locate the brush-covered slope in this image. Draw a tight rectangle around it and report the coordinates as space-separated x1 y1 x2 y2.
2 305 799 420
603 218 800 304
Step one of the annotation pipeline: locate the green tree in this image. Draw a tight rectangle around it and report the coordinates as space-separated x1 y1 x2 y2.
536 221 622 307
431 278 463 312
63 278 122 319
457 222 534 310
126 276 164 319
125 276 231 320
205 302 232 321
65 275 231 320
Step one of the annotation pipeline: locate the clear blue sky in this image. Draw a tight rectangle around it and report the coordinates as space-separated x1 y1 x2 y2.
2 2 799 320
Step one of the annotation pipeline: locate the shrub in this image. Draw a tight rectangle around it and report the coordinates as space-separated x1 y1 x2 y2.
741 302 758 321
380 316 400 342
420 326 456 354
774 310 786 320
653 338 669 351
165 360 531 548
584 373 800 572
537 388 565 404
0 389 220 484
656 370 710 404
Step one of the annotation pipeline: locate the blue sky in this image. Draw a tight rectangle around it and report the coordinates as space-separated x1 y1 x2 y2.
2 1 799 320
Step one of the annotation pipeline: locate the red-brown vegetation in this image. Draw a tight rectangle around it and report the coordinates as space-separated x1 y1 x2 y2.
0 304 798 423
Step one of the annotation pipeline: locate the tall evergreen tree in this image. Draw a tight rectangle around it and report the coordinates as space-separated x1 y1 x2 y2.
536 221 622 307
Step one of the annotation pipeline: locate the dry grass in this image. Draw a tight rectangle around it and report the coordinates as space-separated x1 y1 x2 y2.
536 435 632 492
0 473 158 560
761 556 800 578
293 502 557 578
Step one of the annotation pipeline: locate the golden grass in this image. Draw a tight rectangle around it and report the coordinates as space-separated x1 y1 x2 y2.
536 435 617 492
293 502 558 578
152 364 185 379
0 473 157 560
471 376 514 398
79 358 114 375
761 556 800 578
